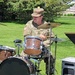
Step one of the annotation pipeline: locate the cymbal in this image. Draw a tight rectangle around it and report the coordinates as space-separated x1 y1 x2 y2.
38 22 60 29
50 37 65 42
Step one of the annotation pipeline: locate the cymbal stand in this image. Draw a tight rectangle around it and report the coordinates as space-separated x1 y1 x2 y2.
47 27 52 75
53 35 58 75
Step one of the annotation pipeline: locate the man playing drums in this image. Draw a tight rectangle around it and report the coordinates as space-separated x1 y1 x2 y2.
22 6 55 75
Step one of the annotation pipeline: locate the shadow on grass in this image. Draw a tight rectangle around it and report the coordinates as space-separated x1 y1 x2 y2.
0 19 75 26
55 21 75 26
58 22 74 25
0 22 7 26
0 18 31 25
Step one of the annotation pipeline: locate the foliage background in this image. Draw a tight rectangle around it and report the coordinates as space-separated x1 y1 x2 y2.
0 0 75 75
0 0 73 22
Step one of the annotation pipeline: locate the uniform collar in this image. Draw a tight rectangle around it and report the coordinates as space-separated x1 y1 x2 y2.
32 21 38 28
32 20 44 28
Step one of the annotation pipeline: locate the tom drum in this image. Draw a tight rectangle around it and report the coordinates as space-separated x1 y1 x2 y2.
24 36 43 55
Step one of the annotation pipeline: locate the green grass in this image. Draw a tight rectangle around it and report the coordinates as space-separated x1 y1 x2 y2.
0 22 24 46
52 16 75 75
0 16 75 75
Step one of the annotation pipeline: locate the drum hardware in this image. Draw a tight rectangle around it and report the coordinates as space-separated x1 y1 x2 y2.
51 37 65 42
34 59 42 75
13 39 22 57
46 23 58 75
47 24 53 75
47 36 65 42
29 56 44 75
49 35 63 75
53 35 58 75
47 22 61 75
0 45 15 52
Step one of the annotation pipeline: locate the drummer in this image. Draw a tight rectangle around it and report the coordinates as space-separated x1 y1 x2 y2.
22 6 55 75
0 45 16 63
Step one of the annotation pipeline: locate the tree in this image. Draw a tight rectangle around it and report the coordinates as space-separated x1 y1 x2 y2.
0 0 73 22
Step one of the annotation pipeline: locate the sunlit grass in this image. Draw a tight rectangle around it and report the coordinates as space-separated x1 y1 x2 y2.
0 16 75 75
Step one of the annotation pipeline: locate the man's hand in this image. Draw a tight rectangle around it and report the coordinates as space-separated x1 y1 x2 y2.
39 34 47 41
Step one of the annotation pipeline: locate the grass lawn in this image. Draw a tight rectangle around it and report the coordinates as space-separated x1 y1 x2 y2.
0 16 75 75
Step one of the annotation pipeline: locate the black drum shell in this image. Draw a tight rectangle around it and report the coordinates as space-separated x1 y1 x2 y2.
0 57 30 75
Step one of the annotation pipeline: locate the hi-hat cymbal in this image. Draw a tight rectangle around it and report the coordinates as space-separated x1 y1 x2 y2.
46 37 65 42
38 22 60 29
50 37 65 42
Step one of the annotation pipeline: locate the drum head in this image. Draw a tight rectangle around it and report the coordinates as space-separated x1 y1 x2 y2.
0 57 30 75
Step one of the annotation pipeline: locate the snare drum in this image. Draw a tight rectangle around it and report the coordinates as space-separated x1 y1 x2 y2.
24 36 43 55
0 57 36 75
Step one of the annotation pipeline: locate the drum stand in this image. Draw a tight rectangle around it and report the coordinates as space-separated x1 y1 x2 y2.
33 58 42 75
13 39 22 57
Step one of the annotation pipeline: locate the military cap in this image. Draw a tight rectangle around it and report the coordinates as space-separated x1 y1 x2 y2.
31 6 44 17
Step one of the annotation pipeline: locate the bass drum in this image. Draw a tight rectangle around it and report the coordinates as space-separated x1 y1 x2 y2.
0 57 35 75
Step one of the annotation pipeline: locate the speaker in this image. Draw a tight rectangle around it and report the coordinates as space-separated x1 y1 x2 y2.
62 57 75 75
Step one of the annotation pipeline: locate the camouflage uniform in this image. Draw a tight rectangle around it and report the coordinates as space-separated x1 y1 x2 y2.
23 20 55 75
23 20 54 47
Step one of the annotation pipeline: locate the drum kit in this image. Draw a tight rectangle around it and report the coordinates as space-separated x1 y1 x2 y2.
0 22 64 75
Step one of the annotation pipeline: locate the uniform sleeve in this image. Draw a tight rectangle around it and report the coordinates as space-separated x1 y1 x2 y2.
23 23 32 37
50 31 55 38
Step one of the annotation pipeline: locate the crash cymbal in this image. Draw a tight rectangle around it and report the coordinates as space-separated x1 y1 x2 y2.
38 22 60 29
